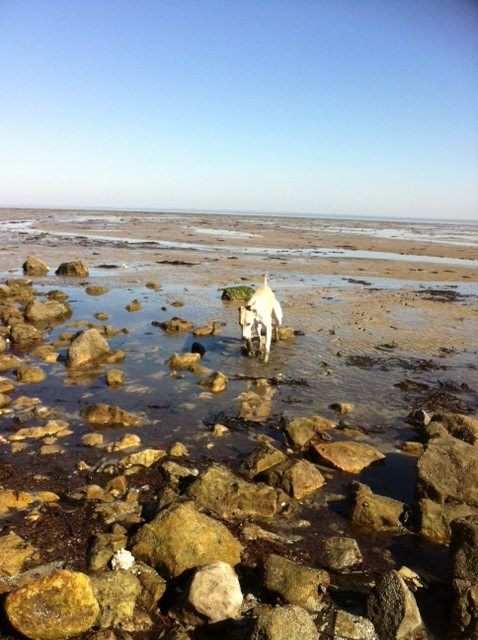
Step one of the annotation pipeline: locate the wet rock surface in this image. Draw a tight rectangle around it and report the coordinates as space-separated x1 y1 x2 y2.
0 242 476 639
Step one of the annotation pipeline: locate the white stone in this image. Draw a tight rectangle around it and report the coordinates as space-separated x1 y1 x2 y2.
187 561 243 623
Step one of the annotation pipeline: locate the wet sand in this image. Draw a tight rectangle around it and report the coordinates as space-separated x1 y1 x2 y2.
1 207 477 284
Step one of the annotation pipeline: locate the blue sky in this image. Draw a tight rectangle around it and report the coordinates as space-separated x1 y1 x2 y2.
1 0 477 219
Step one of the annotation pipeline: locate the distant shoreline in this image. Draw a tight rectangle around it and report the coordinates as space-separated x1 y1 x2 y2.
1 205 477 226
1 207 477 285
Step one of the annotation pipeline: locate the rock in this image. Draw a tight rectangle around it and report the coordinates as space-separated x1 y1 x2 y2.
88 532 129 571
186 463 290 519
367 570 424 640
322 536 363 571
349 482 407 531
331 609 378 639
450 579 478 640
311 440 385 473
263 554 329 611
416 433 478 543
450 515 478 581
284 415 335 448
406 409 432 428
16 365 46 384
89 569 141 630
417 497 476 545
9 419 71 441
429 412 478 445
22 255 49 276
106 368 124 386
0 392 10 408
5 570 100 640
66 328 111 367
157 317 193 333
134 561 167 612
31 345 59 363
193 324 217 337
130 501 243 579
0 533 39 577
0 376 14 393
0 354 21 372
277 326 295 340
125 298 142 312
168 352 201 368
241 523 303 545
24 300 72 324
116 448 166 474
169 441 189 457
85 285 109 296
55 260 89 276
249 604 318 640
10 323 43 346
183 561 243 623
277 459 326 500
198 371 228 392
0 335 8 353
106 433 141 452
191 340 206 355
81 403 141 428
448 515 478 639
239 442 287 480
330 402 354 415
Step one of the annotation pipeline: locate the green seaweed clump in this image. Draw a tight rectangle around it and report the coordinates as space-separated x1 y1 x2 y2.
221 285 254 301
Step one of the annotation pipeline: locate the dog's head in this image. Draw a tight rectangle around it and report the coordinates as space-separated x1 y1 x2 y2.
239 305 256 340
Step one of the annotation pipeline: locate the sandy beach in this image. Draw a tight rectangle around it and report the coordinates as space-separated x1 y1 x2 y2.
0 208 477 639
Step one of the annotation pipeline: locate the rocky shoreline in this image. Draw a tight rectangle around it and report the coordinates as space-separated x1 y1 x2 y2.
0 248 477 640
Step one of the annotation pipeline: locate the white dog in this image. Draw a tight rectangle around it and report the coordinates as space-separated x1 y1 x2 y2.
239 275 282 362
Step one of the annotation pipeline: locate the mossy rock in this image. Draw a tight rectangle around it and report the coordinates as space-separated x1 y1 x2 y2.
221 285 254 301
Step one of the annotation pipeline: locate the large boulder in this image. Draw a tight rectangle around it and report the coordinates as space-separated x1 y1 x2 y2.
130 501 243 579
5 570 99 640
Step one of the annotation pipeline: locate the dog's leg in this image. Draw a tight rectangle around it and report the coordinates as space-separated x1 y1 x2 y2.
263 323 272 362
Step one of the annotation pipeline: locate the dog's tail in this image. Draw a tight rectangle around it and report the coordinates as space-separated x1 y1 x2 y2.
263 272 269 287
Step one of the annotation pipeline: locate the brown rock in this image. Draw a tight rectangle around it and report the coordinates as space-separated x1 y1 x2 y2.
55 260 89 276
66 328 111 367
22 255 49 276
285 415 335 448
187 463 290 519
263 554 329 611
279 459 326 499
311 440 384 473
5 570 100 640
24 300 72 325
81 403 141 428
349 482 407 531
130 501 243 579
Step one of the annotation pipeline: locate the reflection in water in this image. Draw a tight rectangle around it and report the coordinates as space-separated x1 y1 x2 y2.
238 379 276 422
